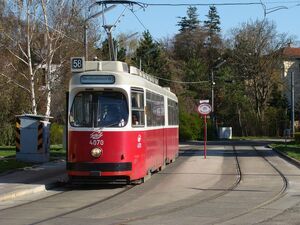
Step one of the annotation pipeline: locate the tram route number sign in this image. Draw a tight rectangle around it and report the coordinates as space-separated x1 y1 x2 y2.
71 57 85 72
197 103 212 116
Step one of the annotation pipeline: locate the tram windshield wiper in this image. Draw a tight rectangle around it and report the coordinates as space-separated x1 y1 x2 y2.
97 121 119 128
105 122 119 127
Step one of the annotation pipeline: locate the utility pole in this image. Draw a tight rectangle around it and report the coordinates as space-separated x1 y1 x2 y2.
291 71 295 137
211 70 216 113
211 60 226 113
211 59 226 136
84 24 88 60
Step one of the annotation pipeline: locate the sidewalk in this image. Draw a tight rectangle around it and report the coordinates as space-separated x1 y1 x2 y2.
0 160 67 202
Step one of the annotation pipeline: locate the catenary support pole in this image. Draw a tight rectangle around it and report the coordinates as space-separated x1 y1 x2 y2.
291 71 295 137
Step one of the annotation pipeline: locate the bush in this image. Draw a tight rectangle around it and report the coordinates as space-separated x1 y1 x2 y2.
179 111 193 141
50 123 64 145
0 124 15 146
179 111 215 141
295 132 300 144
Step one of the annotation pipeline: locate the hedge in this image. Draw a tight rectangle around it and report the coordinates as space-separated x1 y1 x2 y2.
50 123 64 145
295 132 300 144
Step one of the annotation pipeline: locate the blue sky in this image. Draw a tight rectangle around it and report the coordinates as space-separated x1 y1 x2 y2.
100 0 300 44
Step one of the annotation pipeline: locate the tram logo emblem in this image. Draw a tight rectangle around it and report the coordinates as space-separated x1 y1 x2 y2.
90 131 104 146
90 131 103 140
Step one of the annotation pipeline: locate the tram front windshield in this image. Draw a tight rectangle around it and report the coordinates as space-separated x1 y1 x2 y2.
70 92 128 128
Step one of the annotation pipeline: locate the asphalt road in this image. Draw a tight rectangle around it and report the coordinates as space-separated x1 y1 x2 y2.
0 140 300 225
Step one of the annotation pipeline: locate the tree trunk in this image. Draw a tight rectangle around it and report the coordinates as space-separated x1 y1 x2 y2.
27 4 37 115
41 0 52 119
237 105 244 136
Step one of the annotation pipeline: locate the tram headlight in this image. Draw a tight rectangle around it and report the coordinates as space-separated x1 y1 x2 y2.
91 148 102 158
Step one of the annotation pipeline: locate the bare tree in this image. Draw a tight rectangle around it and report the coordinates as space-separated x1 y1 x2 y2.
229 19 290 131
0 0 42 114
0 0 90 117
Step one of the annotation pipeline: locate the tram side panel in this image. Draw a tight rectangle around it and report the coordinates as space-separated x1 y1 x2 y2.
144 128 165 173
166 127 179 163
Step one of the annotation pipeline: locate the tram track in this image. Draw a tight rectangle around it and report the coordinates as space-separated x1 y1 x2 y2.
0 147 192 224
28 184 135 225
3 144 288 225
0 182 68 212
212 145 289 225
18 149 190 224
107 145 288 225
21 146 242 225
103 146 243 225
0 182 130 213
251 146 288 207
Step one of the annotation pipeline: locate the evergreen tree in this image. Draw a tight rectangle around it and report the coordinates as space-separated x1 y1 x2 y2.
133 30 163 75
133 31 172 86
177 6 200 32
204 6 222 71
174 6 206 61
99 38 126 61
204 5 221 34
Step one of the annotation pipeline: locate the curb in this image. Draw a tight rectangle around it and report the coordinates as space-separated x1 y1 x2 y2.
0 174 68 202
269 145 300 169
0 185 48 202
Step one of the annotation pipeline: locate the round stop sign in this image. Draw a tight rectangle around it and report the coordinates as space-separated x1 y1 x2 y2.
197 103 212 115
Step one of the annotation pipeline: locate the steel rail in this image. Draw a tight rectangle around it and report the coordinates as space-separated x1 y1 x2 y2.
28 185 135 225
106 146 243 225
212 145 288 224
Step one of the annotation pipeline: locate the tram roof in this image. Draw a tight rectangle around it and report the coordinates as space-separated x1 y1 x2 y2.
70 58 177 101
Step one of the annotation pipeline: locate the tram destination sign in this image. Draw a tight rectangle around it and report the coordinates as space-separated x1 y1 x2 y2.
80 75 115 84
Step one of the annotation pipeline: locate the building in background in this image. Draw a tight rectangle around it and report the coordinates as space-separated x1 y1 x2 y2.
282 44 300 131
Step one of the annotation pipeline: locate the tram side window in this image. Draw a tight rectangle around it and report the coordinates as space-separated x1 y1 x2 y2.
168 99 179 126
146 91 165 127
131 89 145 126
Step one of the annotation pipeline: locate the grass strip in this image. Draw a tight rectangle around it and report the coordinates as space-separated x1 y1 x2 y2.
0 159 33 174
271 143 300 161
0 145 66 174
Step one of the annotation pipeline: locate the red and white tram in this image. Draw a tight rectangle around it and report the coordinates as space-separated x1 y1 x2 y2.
67 57 179 183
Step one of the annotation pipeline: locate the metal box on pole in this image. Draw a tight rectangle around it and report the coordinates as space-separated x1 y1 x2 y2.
218 127 232 139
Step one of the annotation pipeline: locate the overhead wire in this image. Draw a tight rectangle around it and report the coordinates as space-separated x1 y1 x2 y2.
137 1 263 7
113 5 129 28
109 0 299 85
152 75 210 84
135 0 300 7
130 8 148 31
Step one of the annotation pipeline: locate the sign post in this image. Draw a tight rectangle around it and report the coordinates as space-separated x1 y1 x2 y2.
197 101 212 159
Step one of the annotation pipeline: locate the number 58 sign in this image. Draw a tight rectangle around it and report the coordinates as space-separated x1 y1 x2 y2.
71 57 85 72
